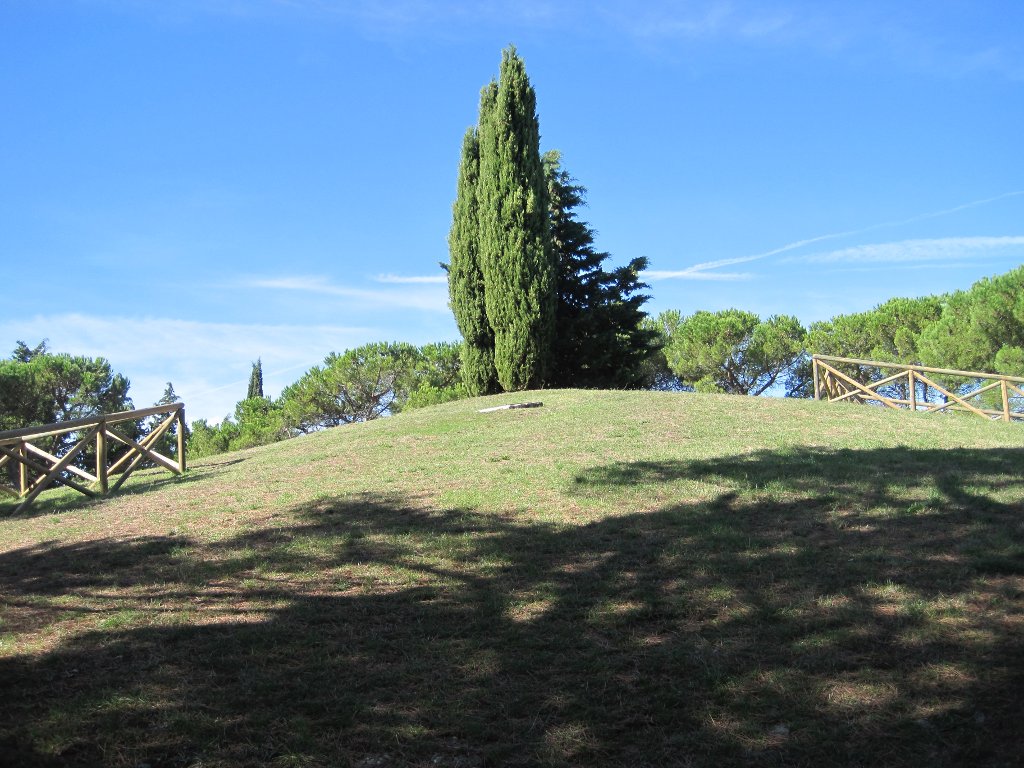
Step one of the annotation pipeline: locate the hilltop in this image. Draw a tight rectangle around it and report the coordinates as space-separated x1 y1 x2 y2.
1 390 1022 766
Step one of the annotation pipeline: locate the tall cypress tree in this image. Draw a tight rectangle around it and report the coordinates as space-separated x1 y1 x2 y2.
476 46 555 391
447 122 498 395
247 359 264 400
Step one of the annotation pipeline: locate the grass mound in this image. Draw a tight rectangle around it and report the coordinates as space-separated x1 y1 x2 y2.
1 390 1022 766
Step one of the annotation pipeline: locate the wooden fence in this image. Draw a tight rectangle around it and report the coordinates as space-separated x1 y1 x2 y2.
0 403 186 514
812 355 1024 422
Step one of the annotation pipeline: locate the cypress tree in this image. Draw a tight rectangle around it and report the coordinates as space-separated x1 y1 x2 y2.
247 359 264 400
447 123 498 395
476 46 555 391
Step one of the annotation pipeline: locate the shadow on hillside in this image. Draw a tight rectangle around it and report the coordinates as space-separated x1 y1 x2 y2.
574 446 1024 504
0 447 1022 766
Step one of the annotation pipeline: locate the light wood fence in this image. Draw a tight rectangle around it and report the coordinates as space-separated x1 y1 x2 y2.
0 403 186 514
812 355 1024 422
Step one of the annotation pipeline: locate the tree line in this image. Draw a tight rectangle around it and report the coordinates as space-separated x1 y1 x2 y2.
187 342 466 457
646 263 1024 402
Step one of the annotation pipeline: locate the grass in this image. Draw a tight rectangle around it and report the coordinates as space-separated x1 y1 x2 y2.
1 389 1023 767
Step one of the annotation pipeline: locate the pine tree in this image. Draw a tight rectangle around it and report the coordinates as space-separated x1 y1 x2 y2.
148 381 187 459
247 359 264 400
447 125 498 395
543 151 660 388
157 381 179 406
476 46 556 391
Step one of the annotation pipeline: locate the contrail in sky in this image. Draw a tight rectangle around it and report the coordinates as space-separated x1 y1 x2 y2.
646 190 1024 280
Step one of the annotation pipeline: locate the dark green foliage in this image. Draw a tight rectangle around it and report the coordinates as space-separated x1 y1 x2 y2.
11 339 48 363
415 342 463 390
543 151 660 388
280 342 421 432
806 296 943 363
913 267 1024 409
186 396 286 459
663 310 806 395
279 341 466 435
0 358 46 432
231 397 286 451
404 384 466 410
0 341 133 431
476 46 556 391
803 295 944 400
640 311 688 391
447 127 498 396
405 342 468 409
247 359 264 400
157 381 179 407
919 265 1024 375
186 397 286 459
187 418 232 459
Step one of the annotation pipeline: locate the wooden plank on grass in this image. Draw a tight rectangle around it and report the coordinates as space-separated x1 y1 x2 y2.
479 402 544 413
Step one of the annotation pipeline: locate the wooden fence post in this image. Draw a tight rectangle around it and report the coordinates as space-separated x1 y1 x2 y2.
813 357 820 401
96 418 108 494
1002 380 1011 422
909 370 917 413
176 406 186 474
18 441 28 496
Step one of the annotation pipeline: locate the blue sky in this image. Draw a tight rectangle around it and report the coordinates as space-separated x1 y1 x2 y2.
2 1 1022 422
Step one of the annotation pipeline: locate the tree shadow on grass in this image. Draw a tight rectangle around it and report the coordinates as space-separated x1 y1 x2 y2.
0 448 1022 766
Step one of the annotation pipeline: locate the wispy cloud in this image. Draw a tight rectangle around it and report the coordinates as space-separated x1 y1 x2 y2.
643 260 753 282
246 275 449 312
644 230 865 281
881 190 1024 226
643 271 750 281
787 236 1024 265
373 273 448 285
650 191 1024 281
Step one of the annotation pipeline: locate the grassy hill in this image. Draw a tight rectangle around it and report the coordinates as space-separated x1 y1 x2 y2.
1 390 1022 767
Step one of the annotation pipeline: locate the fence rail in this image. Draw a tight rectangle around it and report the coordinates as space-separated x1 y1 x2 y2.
0 403 186 514
812 355 1024 422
